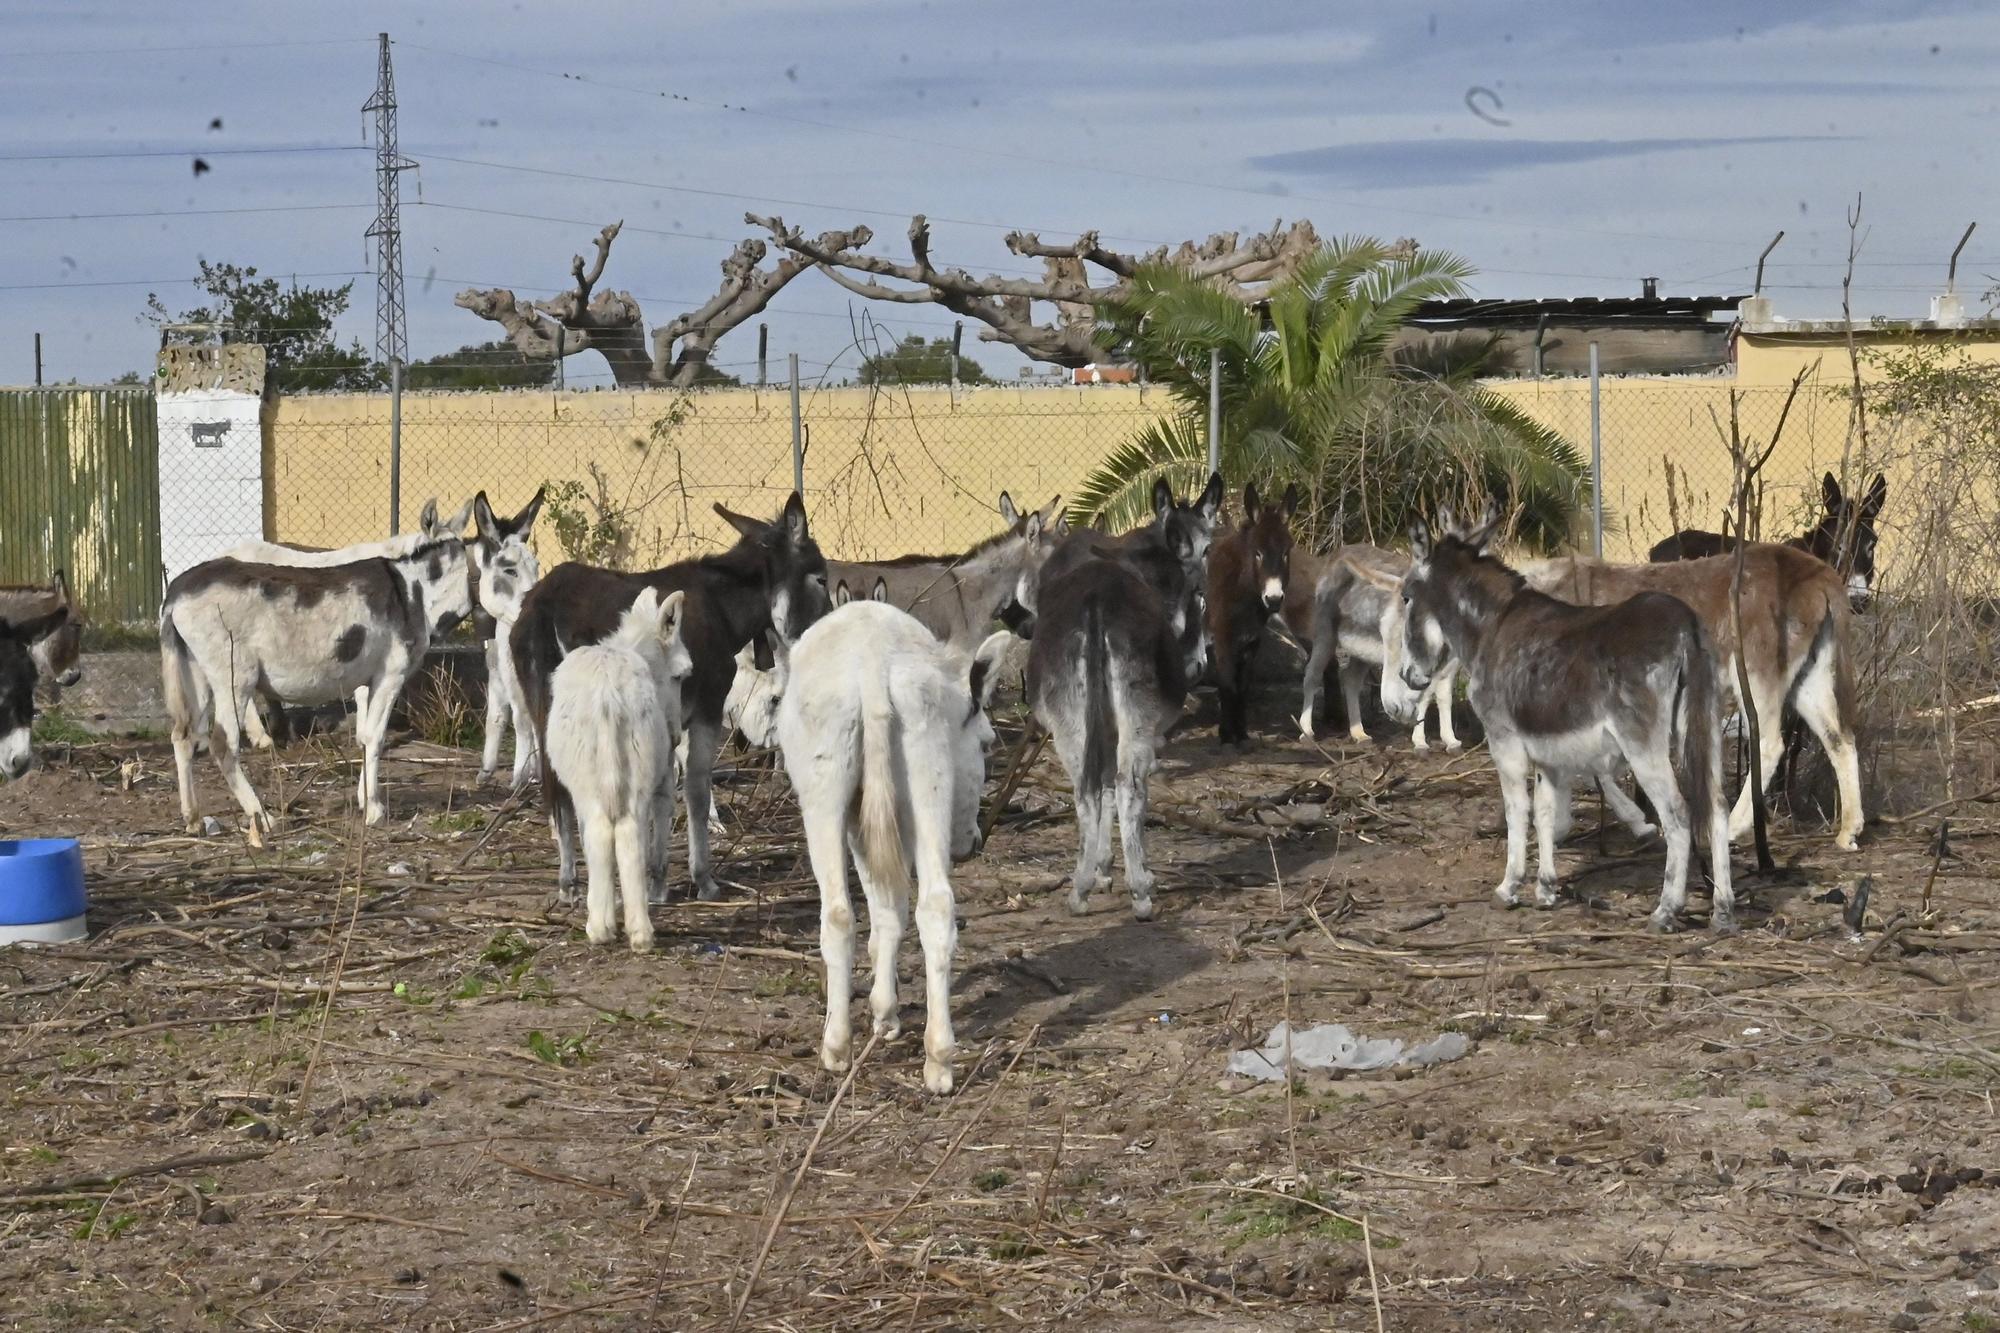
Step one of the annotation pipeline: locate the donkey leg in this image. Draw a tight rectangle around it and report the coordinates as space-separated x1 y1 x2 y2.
805 805 856 1073
1598 770 1658 840
209 700 270 848
613 816 655 953
645 774 676 907
581 811 618 945
848 834 905 1041
1626 741 1693 932
1790 649 1864 851
1342 659 1369 744
908 788 959 1094
681 716 724 901
1491 744 1532 907
1531 770 1563 907
1431 663 1462 752
479 639 507 785
356 677 399 826
1115 737 1157 921
1298 636 1331 740
1725 678 1788 844
549 775 580 906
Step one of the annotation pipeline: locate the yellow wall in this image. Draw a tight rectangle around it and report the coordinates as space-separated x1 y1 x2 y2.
263 325 1981 567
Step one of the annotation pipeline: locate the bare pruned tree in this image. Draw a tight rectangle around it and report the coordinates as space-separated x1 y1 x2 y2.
457 213 1395 384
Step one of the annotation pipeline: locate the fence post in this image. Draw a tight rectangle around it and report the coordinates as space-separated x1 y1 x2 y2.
1588 341 1603 558
950 320 963 404
1207 346 1221 475
789 352 804 495
388 355 403 536
757 323 768 389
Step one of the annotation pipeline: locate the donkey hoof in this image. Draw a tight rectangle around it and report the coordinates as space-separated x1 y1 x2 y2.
1444 740 1464 754
626 929 656 955
1492 884 1522 909
585 920 616 946
1130 895 1157 922
1709 911 1740 937
1648 907 1683 934
820 1043 851 1074
1533 879 1561 909
1347 727 1368 744
924 1059 955 1095
1835 834 1860 852
1412 737 1431 753
1064 887 1091 916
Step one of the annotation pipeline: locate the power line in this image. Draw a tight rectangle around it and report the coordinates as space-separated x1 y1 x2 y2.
0 145 367 164
0 37 374 58
0 271 368 293
395 40 1773 253
0 202 370 223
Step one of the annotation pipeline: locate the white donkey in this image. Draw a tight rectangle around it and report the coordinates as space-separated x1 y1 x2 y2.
1287 545 1459 751
544 588 694 952
161 536 474 842
775 602 1012 1094
468 490 546 788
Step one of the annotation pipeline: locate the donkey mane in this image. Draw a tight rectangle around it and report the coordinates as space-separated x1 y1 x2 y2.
863 527 1022 568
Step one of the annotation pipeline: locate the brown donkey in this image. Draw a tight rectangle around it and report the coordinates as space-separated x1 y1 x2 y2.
1206 481 1299 744
1394 505 1736 932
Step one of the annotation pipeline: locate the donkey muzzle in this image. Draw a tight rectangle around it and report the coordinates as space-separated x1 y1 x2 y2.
1260 577 1284 614
57 667 82 687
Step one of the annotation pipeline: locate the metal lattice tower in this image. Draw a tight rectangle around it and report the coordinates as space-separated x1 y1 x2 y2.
362 33 415 366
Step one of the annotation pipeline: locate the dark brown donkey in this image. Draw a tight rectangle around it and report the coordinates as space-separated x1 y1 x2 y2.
1206 482 1300 744
511 493 829 906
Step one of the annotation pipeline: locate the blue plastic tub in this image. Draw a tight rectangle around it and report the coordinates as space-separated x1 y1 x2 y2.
0 838 87 945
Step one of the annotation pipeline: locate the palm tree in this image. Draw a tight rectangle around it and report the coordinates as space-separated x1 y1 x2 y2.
1073 238 1592 551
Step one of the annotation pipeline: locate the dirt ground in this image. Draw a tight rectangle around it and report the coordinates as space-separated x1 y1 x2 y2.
2 687 1997 1332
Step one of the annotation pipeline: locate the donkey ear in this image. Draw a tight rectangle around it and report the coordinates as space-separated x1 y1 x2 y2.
1038 494 1063 523
1023 511 1044 542
472 492 502 546
627 587 661 623
781 492 810 546
1465 497 1503 552
417 498 440 537
966 630 1013 719
512 485 546 534
833 580 852 608
1862 472 1887 518
871 577 889 603
1822 472 1843 508
1282 483 1302 519
1408 521 1432 564
1151 477 1175 522
0 607 69 645
442 497 476 536
1241 481 1261 525
656 589 686 636
714 503 767 540
1198 472 1225 521
1436 505 1457 537
998 492 1020 525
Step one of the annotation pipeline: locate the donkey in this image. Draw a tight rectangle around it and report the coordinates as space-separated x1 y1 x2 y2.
1207 482 1300 744
0 571 86 705
223 497 476 750
775 601 1012 1093
1 607 70 780
160 537 474 843
468 489 546 788
221 496 471 568
511 492 829 905
825 493 1062 652
1284 544 1460 751
545 588 694 952
1028 473 1223 920
1393 506 1736 932
1517 545 1863 850
1650 472 1886 609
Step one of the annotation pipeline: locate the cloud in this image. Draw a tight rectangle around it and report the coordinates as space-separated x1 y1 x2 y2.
1249 135 1852 187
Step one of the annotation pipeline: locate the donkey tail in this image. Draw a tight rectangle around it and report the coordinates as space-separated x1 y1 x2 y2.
158 608 212 739
1679 619 1724 830
858 665 911 895
1080 597 1116 800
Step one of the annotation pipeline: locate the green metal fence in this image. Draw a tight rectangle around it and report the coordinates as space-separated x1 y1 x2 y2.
0 387 162 625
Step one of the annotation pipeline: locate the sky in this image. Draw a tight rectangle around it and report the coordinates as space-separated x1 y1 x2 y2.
3 1 1997 387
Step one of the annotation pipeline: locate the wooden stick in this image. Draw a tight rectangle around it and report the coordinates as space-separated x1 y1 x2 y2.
727 1029 879 1331
15 1148 270 1197
1363 1213 1386 1333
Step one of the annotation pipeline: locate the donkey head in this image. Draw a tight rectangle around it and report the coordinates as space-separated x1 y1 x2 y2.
620 587 695 723
994 491 1063 638
723 633 786 748
0 607 66 780
399 534 475 640
1240 481 1302 615
1814 471 1886 608
30 570 85 690
714 491 830 646
1150 472 1225 587
470 489 546 624
1397 499 1503 698
952 631 1014 861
